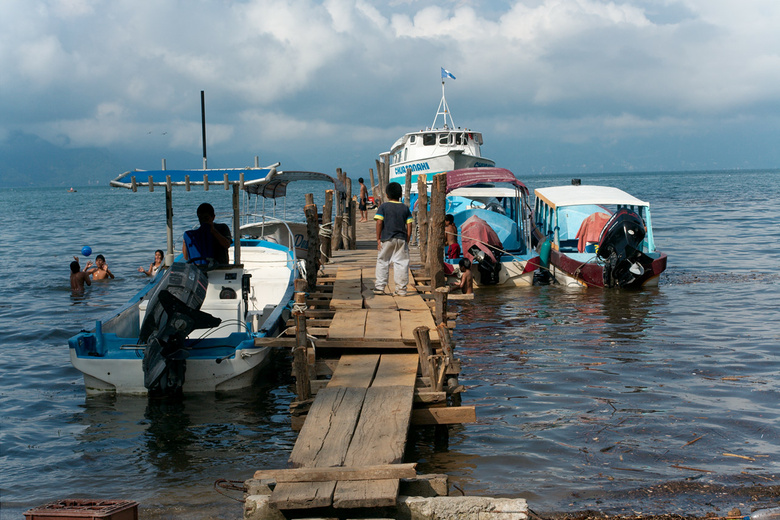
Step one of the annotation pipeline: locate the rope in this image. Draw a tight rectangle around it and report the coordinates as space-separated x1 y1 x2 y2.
318 221 333 264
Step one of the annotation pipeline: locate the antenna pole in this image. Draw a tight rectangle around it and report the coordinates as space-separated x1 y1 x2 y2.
201 90 207 169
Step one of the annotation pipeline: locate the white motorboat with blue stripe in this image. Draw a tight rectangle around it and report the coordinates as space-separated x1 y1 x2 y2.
67 163 330 396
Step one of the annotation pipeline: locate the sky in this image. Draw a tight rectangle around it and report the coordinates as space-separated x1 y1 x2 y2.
2 0 780 182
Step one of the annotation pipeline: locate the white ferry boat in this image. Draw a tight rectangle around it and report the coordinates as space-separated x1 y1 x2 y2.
382 71 495 189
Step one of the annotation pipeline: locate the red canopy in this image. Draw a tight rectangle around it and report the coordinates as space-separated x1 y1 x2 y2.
445 168 528 194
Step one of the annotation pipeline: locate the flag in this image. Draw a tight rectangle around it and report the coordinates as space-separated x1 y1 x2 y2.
441 67 456 80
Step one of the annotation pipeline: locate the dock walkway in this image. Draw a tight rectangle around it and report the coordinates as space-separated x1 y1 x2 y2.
251 210 474 516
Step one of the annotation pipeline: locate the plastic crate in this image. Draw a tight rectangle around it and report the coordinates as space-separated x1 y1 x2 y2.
24 499 138 520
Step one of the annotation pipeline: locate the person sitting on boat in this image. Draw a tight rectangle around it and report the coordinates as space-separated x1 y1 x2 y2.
451 258 473 294
182 203 232 266
138 249 164 276
444 214 461 259
88 254 115 280
70 256 92 292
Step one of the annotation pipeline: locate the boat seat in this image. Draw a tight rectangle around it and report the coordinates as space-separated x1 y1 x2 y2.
559 239 579 252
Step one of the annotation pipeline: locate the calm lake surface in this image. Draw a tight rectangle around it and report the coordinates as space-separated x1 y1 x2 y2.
2 169 780 519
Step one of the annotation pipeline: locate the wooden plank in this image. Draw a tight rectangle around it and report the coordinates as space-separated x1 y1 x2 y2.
336 267 362 282
271 481 335 509
372 353 418 387
364 309 402 341
288 386 367 467
254 463 417 483
362 289 398 309
411 406 477 425
328 354 380 388
333 479 399 509
327 309 367 339
400 310 439 343
255 337 415 349
344 386 413 467
395 294 431 311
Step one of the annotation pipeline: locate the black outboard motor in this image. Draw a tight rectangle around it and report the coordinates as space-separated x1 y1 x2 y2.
468 245 502 285
597 209 647 288
139 262 221 397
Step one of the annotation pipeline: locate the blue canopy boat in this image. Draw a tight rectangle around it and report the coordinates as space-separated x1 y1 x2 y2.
444 167 541 287
68 163 340 396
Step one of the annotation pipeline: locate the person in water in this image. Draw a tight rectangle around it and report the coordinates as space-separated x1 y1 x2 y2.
183 203 232 265
88 254 115 280
138 249 164 276
451 257 473 294
70 257 92 291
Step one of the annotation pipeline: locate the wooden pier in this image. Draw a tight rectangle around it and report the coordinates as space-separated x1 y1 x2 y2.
246 174 526 520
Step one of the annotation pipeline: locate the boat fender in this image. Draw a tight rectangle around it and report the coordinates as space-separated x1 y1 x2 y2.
539 239 551 269
220 287 237 299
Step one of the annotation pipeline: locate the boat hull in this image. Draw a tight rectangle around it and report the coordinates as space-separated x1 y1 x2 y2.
389 152 494 187
549 249 667 288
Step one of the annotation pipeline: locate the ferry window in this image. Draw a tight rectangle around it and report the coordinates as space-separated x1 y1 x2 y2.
454 133 463 145
423 133 436 146
475 133 483 145
439 133 450 145
409 135 416 144
404 148 407 162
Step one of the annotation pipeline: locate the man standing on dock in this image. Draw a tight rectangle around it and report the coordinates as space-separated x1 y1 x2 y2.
373 182 413 296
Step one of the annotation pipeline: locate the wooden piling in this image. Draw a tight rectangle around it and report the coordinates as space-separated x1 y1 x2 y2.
293 279 311 401
433 287 448 326
427 173 447 289
369 168 378 206
349 198 357 250
304 194 319 290
344 176 353 250
333 169 344 251
322 190 333 264
417 175 429 267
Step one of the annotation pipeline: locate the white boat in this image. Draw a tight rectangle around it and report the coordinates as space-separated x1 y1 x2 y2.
382 76 494 190
532 184 668 288
68 165 337 396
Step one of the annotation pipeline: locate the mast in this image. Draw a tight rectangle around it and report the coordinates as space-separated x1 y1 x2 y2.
432 78 455 130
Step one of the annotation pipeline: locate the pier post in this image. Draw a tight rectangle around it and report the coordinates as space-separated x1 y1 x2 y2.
434 287 448 327
349 197 357 250
344 176 353 250
304 194 319 290
293 279 311 401
322 190 333 264
369 168 379 206
333 169 344 251
427 173 447 288
417 175 428 267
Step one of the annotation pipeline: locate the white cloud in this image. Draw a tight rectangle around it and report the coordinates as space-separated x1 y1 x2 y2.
2 0 780 173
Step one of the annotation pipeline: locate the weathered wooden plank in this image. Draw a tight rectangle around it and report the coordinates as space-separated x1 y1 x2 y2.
333 479 399 509
364 309 402 341
289 386 367 468
336 267 363 282
411 406 477 425
254 463 417 483
362 289 398 309
270 481 335 509
400 310 439 343
395 294 431 311
327 309 367 339
328 354 380 388
255 337 415 349
344 386 413 467
372 353 418 388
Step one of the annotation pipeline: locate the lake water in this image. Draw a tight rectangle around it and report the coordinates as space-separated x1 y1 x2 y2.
2 169 780 519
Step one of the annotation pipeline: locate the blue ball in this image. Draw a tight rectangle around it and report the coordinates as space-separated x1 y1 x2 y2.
81 246 92 257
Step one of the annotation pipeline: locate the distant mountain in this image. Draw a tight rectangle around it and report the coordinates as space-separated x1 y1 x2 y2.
0 131 125 187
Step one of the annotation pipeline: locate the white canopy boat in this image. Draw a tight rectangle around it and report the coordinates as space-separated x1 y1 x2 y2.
68 164 339 396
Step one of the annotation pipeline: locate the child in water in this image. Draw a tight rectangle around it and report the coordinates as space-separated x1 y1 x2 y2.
452 258 473 294
70 256 93 292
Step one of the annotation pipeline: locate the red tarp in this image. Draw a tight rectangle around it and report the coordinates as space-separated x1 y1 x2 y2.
576 212 611 252
461 215 502 263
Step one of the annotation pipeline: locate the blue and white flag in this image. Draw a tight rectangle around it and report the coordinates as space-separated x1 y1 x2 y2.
441 67 456 80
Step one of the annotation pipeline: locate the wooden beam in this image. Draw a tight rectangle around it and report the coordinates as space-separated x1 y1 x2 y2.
254 463 417 483
411 406 476 425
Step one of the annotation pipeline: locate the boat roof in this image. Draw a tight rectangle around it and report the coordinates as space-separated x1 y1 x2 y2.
534 185 648 209
110 166 344 196
245 170 344 198
449 187 522 198
446 167 528 194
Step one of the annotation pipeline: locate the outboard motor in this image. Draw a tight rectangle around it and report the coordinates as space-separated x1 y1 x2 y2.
596 209 647 288
468 245 502 285
139 262 221 397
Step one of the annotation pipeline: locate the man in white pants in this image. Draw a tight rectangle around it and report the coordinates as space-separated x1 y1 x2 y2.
374 182 413 296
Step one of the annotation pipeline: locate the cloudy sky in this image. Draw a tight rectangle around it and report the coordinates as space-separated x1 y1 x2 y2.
3 0 780 179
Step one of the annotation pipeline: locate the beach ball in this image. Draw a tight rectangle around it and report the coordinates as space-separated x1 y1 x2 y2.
81 246 92 257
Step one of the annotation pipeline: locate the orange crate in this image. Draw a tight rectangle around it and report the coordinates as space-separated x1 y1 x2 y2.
24 499 138 520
